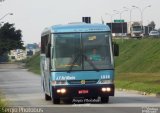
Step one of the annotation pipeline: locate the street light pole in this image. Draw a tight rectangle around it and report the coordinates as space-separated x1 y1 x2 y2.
113 10 127 37
105 12 119 36
141 5 151 27
105 13 114 35
123 7 136 27
0 13 13 21
132 5 151 29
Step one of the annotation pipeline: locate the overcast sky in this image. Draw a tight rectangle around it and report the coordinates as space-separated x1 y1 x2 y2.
0 0 159 44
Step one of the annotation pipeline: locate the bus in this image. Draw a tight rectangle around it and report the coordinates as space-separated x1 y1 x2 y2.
40 22 119 104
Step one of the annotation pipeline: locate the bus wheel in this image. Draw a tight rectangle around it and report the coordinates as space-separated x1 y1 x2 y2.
101 96 109 103
45 94 51 100
52 98 60 104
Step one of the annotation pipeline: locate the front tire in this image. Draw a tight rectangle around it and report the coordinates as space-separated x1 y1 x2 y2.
52 98 60 104
101 96 109 103
45 93 51 100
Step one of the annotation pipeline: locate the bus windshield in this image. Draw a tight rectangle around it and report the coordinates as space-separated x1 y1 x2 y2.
52 32 113 71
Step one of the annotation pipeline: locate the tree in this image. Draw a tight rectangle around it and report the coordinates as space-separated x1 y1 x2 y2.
147 21 156 30
0 22 24 55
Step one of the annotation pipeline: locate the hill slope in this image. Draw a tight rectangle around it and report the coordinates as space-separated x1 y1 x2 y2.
115 39 160 73
115 38 160 94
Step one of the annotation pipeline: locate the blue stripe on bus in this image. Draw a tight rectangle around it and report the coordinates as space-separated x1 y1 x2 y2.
51 70 114 81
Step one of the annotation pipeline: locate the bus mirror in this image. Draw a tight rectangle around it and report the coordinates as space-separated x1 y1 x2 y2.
46 44 51 58
113 43 119 56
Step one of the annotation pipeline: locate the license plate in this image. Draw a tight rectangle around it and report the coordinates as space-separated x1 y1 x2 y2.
78 90 89 94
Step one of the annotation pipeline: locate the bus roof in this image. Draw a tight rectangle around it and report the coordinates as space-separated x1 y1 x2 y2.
42 23 110 35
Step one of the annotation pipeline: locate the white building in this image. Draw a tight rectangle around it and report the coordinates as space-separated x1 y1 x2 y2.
8 49 27 61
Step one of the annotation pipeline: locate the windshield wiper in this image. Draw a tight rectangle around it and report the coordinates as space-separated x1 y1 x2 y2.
67 53 99 73
67 53 81 73
82 54 99 72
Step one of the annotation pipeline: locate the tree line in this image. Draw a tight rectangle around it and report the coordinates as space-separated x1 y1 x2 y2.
0 22 24 56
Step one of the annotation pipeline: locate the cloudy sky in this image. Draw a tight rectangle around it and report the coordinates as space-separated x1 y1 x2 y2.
0 0 159 44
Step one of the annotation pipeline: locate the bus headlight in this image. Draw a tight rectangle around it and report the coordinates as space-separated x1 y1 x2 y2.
101 87 111 92
51 80 68 85
57 88 66 94
98 79 113 84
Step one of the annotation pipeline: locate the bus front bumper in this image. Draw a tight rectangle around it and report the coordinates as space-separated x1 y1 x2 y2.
52 84 114 98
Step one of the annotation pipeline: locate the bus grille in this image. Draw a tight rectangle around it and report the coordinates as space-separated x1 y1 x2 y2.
67 80 98 85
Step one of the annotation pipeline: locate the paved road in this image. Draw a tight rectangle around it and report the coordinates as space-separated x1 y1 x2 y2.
0 63 160 113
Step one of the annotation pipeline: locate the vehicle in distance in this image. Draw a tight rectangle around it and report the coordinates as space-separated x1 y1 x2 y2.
40 22 119 104
128 22 144 38
149 30 160 37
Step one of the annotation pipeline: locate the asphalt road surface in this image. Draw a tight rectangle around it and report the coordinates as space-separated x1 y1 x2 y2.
0 63 160 113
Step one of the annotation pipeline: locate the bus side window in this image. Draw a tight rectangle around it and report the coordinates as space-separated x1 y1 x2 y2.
46 35 51 58
41 34 50 57
41 36 45 54
113 43 119 56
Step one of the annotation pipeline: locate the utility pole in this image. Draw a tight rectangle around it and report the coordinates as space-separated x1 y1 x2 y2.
132 5 151 35
113 10 127 42
105 13 114 35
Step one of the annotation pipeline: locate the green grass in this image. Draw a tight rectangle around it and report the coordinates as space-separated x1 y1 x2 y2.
115 73 160 94
0 99 5 113
115 38 160 94
115 38 160 73
0 95 8 113
25 52 40 75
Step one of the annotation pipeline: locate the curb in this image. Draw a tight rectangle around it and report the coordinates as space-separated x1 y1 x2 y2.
116 88 160 98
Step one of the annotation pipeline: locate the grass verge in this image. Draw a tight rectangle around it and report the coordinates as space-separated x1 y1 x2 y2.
25 52 40 75
0 95 8 113
115 38 160 94
115 73 160 94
